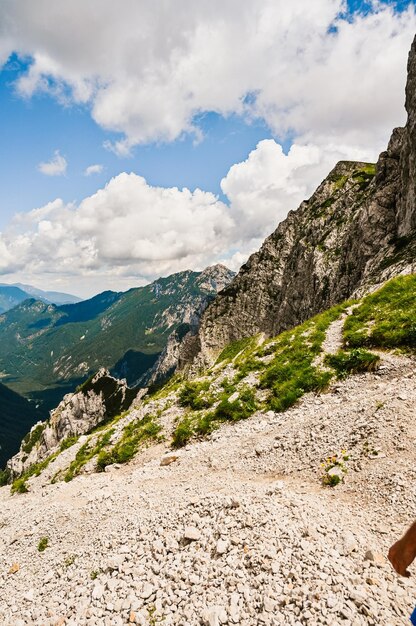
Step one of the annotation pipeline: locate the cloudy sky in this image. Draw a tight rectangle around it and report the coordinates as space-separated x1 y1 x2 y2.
0 0 415 298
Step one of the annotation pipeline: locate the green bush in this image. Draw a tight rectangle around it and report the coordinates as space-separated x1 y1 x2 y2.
22 423 46 454
171 419 193 448
324 349 380 378
38 537 49 552
178 381 213 410
214 387 257 421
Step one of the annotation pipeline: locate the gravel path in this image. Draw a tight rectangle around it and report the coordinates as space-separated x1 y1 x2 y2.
0 347 415 625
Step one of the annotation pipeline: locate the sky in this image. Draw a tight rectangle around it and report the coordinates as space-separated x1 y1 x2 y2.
0 0 415 298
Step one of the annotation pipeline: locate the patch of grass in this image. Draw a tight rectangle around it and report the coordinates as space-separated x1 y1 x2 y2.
216 336 256 364
324 348 380 378
178 381 214 410
171 418 193 448
64 429 115 482
259 303 347 412
343 275 416 350
11 451 59 494
214 387 257 421
172 387 258 448
38 537 49 552
22 422 46 454
59 434 79 452
96 415 161 470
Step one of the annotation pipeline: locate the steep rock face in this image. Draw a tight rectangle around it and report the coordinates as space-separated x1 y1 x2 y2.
142 265 235 388
186 37 416 366
7 369 136 477
399 35 416 236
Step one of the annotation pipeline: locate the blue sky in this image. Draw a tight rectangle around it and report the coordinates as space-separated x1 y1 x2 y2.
0 0 414 296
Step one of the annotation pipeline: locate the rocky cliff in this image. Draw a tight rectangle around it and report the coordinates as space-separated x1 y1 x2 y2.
183 36 416 367
7 369 136 477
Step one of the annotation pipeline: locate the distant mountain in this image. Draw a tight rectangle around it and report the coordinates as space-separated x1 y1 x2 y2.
0 285 31 314
0 282 81 313
0 265 234 415
0 382 41 468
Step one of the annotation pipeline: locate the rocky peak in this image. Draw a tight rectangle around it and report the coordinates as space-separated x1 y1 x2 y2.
179 37 416 368
398 34 416 236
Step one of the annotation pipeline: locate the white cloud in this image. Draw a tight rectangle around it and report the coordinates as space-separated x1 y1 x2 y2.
0 1 414 157
84 164 103 176
0 136 378 295
37 150 67 176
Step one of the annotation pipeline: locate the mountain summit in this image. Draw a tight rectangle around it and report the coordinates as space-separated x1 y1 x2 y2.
177 37 416 369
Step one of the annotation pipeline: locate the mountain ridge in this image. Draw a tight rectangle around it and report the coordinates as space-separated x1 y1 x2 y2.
170 37 416 371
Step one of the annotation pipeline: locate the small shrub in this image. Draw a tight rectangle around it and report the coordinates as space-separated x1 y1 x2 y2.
321 451 349 487
171 419 193 448
38 537 49 552
22 423 46 454
324 348 380 378
178 381 213 410
90 570 99 580
11 477 29 494
0 467 11 486
60 435 79 452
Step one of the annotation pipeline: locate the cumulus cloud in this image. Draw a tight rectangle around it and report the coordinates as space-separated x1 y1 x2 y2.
37 150 67 176
0 0 414 157
84 164 103 176
0 137 378 295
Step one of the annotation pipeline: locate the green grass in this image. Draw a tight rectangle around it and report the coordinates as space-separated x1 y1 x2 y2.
38 537 49 552
59 434 79 451
0 467 11 486
216 336 257 364
63 429 115 482
22 422 46 454
324 349 380 378
343 276 416 350
178 381 214 410
96 415 161 470
171 418 194 448
259 303 348 412
172 385 259 448
11 451 59 494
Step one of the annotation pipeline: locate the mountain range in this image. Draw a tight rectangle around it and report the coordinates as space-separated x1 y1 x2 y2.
0 265 234 424
0 283 81 314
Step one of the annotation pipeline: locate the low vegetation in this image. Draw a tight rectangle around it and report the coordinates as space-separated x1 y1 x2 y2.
63 430 115 482
37 537 49 552
96 415 162 470
324 348 380 378
22 422 46 455
343 275 416 350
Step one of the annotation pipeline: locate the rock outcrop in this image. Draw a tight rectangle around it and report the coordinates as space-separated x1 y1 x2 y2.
142 265 235 388
7 369 136 477
182 36 416 367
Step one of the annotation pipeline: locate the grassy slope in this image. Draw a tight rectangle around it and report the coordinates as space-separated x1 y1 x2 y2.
8 275 415 489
